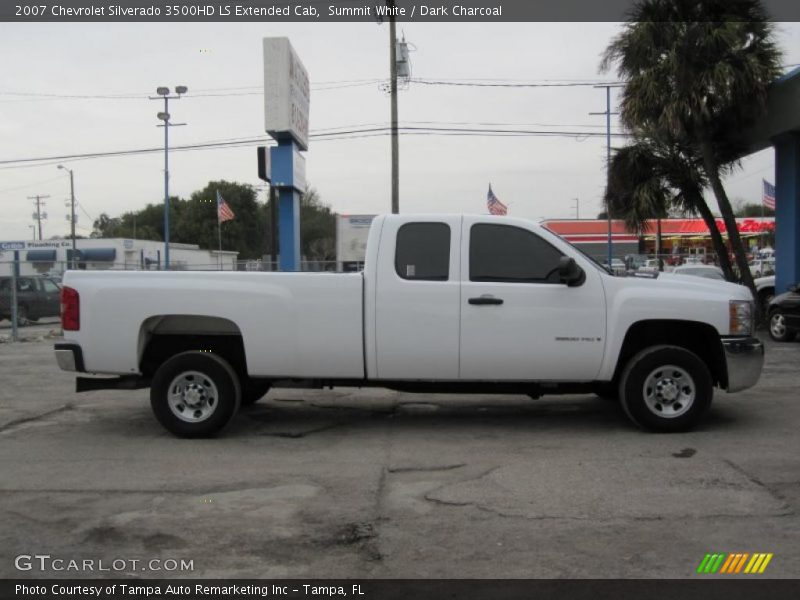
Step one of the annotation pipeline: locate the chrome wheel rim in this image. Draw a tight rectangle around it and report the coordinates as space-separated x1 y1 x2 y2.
167 371 219 423
770 314 786 338
642 365 695 419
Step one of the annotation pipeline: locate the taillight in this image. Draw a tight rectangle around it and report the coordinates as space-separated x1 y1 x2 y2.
61 286 80 331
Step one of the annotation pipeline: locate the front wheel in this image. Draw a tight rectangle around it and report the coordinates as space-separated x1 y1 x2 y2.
769 312 796 342
150 351 241 438
619 345 713 433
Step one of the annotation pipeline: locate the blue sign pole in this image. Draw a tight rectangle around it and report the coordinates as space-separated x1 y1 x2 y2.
774 133 800 294
271 139 303 271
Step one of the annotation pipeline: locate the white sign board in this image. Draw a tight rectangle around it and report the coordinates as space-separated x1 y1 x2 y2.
293 147 307 191
336 215 376 263
263 37 310 151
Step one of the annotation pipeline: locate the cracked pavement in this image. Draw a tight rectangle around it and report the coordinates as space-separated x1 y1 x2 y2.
1 336 799 578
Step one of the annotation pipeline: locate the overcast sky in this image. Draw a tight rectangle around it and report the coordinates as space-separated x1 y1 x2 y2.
1 21 798 242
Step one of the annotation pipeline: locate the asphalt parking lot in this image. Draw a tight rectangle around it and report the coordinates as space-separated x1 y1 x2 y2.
1 334 798 579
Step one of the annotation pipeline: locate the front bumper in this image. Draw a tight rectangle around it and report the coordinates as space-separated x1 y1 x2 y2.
721 336 764 393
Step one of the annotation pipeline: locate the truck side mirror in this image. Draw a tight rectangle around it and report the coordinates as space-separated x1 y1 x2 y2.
558 256 584 287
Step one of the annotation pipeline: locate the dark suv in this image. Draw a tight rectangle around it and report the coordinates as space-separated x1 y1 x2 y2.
0 276 61 326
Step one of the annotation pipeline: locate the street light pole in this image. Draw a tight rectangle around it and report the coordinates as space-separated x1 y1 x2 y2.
150 86 188 270
58 165 76 269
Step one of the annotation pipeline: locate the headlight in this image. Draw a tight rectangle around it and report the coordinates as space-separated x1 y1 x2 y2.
729 300 753 336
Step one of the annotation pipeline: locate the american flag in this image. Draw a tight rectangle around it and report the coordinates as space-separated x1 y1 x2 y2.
217 190 235 222
487 184 507 216
762 179 776 210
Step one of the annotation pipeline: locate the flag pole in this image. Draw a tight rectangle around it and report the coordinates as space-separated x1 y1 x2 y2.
217 190 222 270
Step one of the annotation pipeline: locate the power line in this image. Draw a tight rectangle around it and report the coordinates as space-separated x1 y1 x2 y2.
411 78 625 88
0 174 63 194
0 126 633 169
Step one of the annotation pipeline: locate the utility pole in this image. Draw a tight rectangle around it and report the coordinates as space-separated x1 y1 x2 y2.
387 0 399 214
573 198 580 220
28 194 50 241
590 85 622 267
150 86 188 270
57 165 77 269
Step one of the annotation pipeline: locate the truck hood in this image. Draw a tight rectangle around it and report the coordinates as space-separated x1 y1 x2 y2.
619 272 752 302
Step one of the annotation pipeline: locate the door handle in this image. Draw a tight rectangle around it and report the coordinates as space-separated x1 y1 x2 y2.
468 296 503 305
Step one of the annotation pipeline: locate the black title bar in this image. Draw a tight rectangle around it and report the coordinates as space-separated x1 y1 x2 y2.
4 0 800 22
4 579 800 600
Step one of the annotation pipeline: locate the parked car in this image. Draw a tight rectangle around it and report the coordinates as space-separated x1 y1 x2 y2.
672 265 726 281
0 276 62 326
767 283 800 342
639 259 662 272
56 214 763 437
624 254 649 271
601 258 626 274
749 258 776 278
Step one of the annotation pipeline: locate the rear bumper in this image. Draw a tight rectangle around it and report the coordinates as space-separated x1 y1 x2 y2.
721 336 764 393
54 343 84 372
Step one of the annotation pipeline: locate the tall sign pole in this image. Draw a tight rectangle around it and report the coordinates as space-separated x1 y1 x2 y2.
263 38 310 272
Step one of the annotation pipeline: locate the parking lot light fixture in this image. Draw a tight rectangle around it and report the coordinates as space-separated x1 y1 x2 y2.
149 86 188 269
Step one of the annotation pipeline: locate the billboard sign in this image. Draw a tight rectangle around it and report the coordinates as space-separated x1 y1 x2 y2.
336 215 376 263
263 37 310 151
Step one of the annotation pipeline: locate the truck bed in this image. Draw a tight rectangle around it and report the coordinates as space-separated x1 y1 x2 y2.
63 270 365 379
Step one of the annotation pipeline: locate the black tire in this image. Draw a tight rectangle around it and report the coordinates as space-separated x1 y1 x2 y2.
768 311 796 342
619 345 713 433
16 305 30 327
150 351 241 438
241 379 272 406
758 288 775 311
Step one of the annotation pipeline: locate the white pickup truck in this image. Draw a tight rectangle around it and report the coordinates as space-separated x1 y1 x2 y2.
55 214 764 437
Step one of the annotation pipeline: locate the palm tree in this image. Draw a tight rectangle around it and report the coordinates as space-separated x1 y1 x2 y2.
601 0 782 302
605 137 735 280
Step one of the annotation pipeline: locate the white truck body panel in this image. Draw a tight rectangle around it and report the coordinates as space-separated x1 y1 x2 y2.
459 215 607 381
371 214 463 380
66 271 364 378
596 273 750 381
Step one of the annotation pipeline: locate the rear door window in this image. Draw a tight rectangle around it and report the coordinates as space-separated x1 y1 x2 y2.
395 222 451 281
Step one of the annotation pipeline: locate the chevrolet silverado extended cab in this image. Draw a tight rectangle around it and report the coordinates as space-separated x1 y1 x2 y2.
55 214 764 437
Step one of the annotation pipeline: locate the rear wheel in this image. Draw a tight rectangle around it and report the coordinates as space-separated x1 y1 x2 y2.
150 351 241 438
619 345 712 432
769 312 796 342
